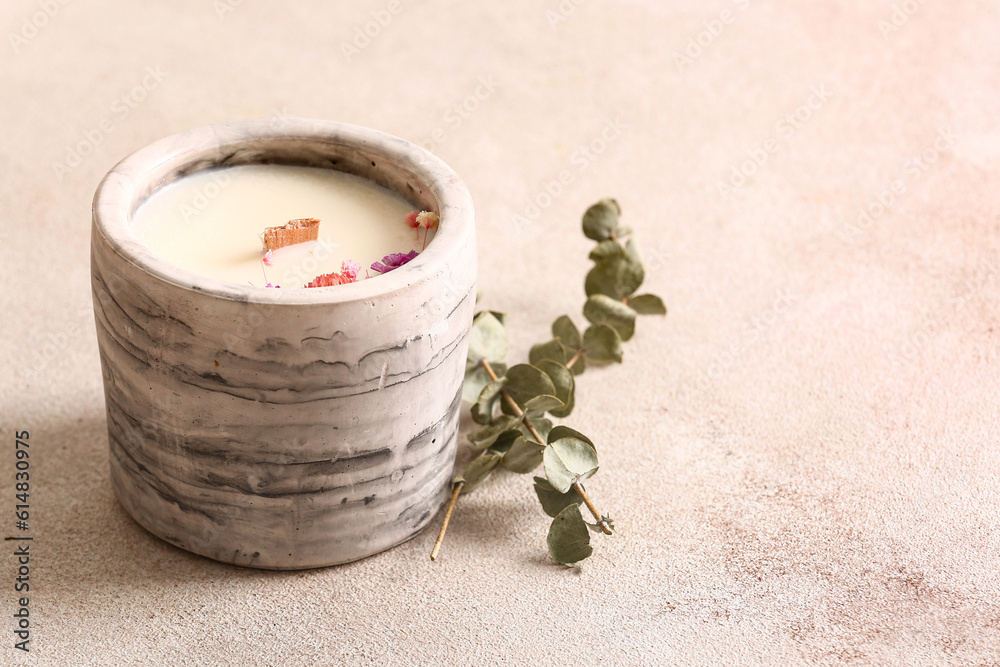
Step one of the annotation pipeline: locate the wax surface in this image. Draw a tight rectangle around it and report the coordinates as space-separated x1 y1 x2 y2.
130 165 426 288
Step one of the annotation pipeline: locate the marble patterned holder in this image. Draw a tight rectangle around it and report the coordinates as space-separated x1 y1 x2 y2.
91 119 476 569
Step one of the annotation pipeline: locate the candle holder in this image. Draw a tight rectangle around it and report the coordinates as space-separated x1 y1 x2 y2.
91 119 476 569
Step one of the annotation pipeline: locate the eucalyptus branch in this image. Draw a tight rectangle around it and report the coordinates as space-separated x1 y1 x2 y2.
431 198 666 567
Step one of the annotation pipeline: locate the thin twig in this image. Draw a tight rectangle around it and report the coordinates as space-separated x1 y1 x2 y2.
573 482 613 535
565 349 583 370
430 481 465 561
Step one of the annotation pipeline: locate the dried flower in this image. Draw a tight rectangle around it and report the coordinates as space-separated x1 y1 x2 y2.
371 250 419 274
265 283 281 288
341 259 360 281
304 272 347 288
405 211 420 228
416 211 439 229
303 259 361 288
262 249 274 266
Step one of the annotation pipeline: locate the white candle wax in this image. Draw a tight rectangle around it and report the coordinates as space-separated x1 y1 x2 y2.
130 164 429 288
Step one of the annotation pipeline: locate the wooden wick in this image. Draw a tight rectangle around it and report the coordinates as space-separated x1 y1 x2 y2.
263 218 320 250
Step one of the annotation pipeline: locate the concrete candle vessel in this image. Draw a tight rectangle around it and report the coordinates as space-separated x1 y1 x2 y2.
91 119 476 569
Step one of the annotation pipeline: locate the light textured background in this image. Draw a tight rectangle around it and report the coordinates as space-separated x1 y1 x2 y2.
3 1 1000 665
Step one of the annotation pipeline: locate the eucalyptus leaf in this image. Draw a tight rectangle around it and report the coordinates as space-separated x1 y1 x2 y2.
584 253 645 300
458 451 503 493
475 376 508 421
625 237 642 263
477 376 508 403
468 414 522 450
581 198 621 242
584 262 620 300
534 359 575 418
522 416 553 443
523 394 565 413
502 436 545 473
623 239 646 292
485 310 507 326
622 257 645 297
529 339 569 367
588 239 624 262
543 437 600 493
551 315 581 350
628 294 667 315
501 364 556 415
546 425 594 447
583 295 636 342
470 401 493 425
533 476 584 518
467 311 507 370
582 324 623 363
462 365 492 405
489 429 522 455
547 505 593 566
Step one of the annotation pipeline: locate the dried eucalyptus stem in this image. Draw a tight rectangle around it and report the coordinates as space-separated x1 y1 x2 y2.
429 482 464 561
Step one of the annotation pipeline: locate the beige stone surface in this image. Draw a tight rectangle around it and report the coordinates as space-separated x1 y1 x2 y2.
3 0 1000 664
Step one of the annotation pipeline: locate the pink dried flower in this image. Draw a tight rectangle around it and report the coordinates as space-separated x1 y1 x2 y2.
371 250 419 274
405 211 420 228
341 259 360 281
304 272 350 288
304 259 362 288
262 249 274 266
265 283 280 288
